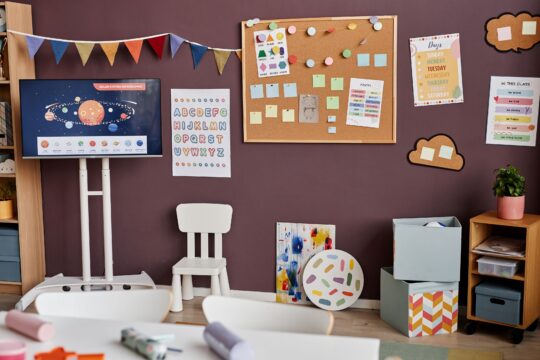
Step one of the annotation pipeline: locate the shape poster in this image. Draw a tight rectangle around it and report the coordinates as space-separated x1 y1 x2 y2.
486 76 540 147
171 89 231 177
346 78 384 128
254 28 290 78
410 33 464 106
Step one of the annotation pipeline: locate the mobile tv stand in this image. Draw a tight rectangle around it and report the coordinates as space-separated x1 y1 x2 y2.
16 158 155 311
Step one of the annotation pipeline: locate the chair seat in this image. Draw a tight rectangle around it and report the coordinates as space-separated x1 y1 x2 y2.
172 257 227 276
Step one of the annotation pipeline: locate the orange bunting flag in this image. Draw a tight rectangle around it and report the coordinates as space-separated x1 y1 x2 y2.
213 50 231 75
124 39 143 63
147 35 167 59
75 42 95 66
235 50 242 61
100 42 120 66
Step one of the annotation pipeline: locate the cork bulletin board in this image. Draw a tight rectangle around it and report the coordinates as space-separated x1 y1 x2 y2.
241 16 397 143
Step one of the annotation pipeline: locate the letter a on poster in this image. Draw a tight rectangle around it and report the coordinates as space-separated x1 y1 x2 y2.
171 89 231 177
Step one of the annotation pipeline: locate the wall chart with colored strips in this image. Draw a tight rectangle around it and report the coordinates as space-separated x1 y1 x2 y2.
241 16 397 143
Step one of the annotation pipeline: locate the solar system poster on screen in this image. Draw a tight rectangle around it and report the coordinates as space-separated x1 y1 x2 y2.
19 79 162 158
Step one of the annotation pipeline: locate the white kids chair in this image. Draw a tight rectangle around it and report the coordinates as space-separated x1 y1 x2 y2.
171 203 233 312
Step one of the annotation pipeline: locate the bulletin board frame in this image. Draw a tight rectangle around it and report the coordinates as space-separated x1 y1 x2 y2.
241 16 397 143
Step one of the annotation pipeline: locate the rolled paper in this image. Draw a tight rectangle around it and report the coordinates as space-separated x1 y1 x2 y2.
203 322 254 360
5 310 54 342
121 328 168 360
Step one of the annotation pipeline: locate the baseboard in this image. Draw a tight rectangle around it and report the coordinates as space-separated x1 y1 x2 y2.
158 285 380 310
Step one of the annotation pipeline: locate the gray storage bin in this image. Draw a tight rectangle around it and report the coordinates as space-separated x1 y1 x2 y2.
475 281 521 325
393 216 462 282
0 226 19 257
0 255 21 282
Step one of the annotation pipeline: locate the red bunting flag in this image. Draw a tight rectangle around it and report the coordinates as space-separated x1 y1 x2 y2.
147 35 167 59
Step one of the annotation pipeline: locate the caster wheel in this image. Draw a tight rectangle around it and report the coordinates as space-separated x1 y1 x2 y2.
464 321 476 335
62 286 71 292
123 284 131 290
526 319 538 332
511 329 524 344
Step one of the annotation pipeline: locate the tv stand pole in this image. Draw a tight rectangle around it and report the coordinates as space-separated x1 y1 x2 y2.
16 158 155 311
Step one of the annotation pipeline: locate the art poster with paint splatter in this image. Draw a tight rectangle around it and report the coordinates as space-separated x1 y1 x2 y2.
276 222 335 304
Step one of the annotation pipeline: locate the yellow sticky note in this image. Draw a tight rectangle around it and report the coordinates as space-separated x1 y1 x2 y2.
282 109 295 122
331 77 344 91
313 74 326 88
326 96 339 110
265 105 278 118
249 111 262 124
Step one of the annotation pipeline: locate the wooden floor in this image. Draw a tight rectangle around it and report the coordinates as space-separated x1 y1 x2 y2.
2 295 539 359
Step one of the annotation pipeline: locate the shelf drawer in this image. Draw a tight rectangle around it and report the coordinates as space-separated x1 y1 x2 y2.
475 280 521 325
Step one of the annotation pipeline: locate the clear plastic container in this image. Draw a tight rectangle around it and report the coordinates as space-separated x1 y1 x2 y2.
476 256 519 278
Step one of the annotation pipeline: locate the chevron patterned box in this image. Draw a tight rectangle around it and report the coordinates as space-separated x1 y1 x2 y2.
381 267 458 337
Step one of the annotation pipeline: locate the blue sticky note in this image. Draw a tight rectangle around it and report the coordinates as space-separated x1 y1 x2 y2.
374 53 387 67
266 83 280 98
283 83 298 98
250 84 264 99
357 53 370 67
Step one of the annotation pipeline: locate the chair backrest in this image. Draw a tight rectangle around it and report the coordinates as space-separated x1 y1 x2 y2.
35 289 171 322
202 295 334 335
176 203 233 259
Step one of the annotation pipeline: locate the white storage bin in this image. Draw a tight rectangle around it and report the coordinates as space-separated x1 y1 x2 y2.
477 256 519 278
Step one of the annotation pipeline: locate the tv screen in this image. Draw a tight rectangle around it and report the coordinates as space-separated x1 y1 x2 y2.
20 79 162 158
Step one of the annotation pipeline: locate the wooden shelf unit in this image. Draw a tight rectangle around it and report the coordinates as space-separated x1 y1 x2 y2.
0 2 45 295
467 211 540 331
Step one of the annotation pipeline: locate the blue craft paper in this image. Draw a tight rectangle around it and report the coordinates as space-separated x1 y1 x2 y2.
374 53 387 67
190 43 208 68
50 40 70 64
250 84 264 99
357 53 370 67
25 36 45 58
266 83 280 98
170 34 185 58
283 83 297 98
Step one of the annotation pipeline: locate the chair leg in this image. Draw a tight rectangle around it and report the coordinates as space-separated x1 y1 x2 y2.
211 275 221 296
171 273 183 312
182 275 194 300
219 268 230 296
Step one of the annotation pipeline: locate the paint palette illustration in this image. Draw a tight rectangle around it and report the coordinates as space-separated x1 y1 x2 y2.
303 249 364 311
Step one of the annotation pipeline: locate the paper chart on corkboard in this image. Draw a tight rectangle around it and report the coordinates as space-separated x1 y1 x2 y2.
241 16 397 143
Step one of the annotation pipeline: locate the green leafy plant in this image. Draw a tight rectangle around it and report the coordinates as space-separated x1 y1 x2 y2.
493 165 525 197
0 181 15 201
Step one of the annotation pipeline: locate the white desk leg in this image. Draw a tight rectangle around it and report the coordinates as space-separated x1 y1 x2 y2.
182 275 194 300
171 274 183 312
211 275 221 296
219 268 230 296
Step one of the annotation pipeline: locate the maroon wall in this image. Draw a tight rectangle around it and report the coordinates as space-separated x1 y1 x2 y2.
26 0 540 299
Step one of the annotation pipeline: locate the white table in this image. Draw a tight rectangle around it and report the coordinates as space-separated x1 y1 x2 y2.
0 312 380 359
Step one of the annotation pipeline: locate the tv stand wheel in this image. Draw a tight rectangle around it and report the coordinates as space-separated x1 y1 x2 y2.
526 319 538 332
511 329 524 344
62 286 71 292
464 321 476 335
123 284 131 290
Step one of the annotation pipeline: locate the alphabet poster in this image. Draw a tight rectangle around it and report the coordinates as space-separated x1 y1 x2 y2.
486 76 540 147
171 89 231 177
410 33 464 106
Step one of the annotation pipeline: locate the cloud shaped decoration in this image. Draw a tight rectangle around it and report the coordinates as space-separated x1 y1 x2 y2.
485 12 540 52
408 134 464 172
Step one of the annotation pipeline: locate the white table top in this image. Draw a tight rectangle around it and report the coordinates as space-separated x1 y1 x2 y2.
0 312 380 360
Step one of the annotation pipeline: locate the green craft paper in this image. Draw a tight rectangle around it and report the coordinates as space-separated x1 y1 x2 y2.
331 77 344 91
313 74 326 88
326 96 340 110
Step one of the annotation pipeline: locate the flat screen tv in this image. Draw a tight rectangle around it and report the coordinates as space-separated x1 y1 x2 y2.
20 79 162 158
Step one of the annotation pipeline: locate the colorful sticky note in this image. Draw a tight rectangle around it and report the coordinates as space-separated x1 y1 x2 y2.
250 84 264 99
497 26 512 41
328 126 337 134
439 145 454 160
313 74 326 88
331 77 344 91
249 112 262 124
327 115 336 123
374 54 387 67
522 21 537 35
266 83 280 98
265 105 278 118
326 96 339 110
282 109 295 122
357 53 370 67
284 83 298 97
420 147 435 161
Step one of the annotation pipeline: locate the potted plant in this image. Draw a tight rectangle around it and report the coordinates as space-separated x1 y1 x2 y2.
0 180 15 219
493 165 525 220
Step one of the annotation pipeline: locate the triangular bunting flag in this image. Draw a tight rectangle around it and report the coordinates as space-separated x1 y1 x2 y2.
170 34 185 58
124 40 143 64
147 35 167 59
75 42 95 66
100 42 120 66
235 50 242 61
190 43 208 69
50 40 70 64
213 50 231 75
25 35 45 58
